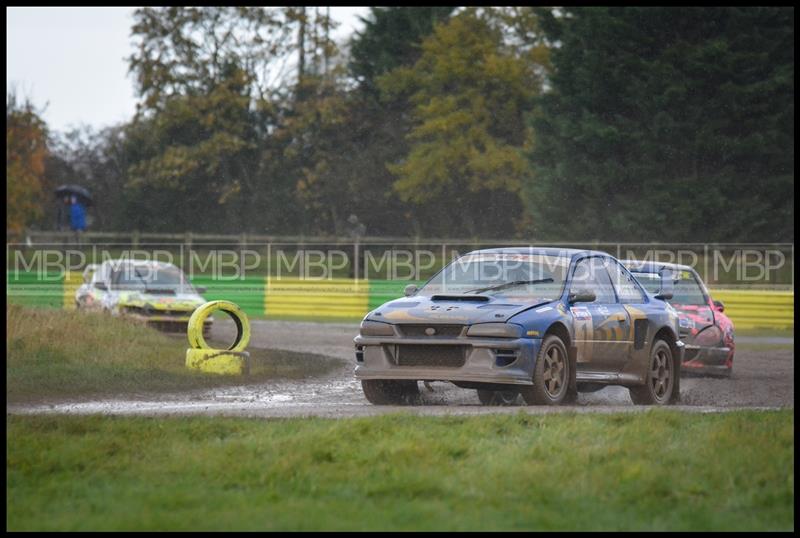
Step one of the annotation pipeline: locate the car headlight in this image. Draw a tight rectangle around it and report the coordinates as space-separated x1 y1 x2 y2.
359 320 396 336
466 323 524 338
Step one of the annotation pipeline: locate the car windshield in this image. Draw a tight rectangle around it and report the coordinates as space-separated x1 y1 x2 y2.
631 269 707 306
114 264 194 293
418 253 570 301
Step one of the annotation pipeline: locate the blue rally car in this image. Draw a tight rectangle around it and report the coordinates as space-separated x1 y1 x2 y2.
354 248 684 406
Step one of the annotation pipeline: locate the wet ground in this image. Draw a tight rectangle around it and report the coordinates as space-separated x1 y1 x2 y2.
8 319 794 417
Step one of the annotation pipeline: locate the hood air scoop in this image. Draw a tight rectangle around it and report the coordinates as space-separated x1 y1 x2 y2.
430 294 490 302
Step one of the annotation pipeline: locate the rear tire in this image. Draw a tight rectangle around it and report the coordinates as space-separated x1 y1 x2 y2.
520 334 571 405
361 380 419 405
629 339 679 405
476 389 519 406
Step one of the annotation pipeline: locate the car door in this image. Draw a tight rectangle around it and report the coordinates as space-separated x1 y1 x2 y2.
605 258 650 370
568 256 631 371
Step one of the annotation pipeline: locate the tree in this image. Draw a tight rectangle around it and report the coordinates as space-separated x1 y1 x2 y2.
526 7 794 242
7 93 48 234
129 7 296 111
277 7 458 236
282 74 415 236
349 7 455 94
381 9 547 237
123 64 261 232
126 8 299 233
125 7 346 234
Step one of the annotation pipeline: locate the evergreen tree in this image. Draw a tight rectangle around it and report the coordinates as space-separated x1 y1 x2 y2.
349 7 455 94
526 7 794 242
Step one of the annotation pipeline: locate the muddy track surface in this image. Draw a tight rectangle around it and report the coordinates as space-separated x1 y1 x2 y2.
8 320 794 418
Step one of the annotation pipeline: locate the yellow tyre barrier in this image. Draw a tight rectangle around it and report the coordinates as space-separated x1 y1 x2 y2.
186 300 251 375
185 348 250 376
187 300 251 352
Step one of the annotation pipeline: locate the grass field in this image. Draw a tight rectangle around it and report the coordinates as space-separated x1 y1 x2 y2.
6 305 342 403
6 410 793 531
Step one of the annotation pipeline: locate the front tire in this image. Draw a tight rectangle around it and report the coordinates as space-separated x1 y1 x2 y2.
477 389 520 406
521 334 572 405
361 379 419 405
629 339 679 405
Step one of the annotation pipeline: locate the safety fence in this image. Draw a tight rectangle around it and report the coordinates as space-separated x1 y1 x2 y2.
710 289 794 331
7 271 794 330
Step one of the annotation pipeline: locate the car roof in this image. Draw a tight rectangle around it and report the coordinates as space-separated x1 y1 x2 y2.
620 259 695 273
464 247 609 259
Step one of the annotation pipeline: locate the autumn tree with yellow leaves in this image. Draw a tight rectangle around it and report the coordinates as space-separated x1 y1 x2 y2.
7 93 49 234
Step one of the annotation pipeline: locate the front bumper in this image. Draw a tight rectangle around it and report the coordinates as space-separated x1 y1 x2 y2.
123 313 213 333
681 344 733 375
353 333 541 385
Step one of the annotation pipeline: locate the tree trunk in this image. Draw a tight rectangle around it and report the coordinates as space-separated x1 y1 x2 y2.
297 7 305 86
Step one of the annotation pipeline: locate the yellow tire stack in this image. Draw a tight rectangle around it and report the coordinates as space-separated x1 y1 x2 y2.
186 300 251 375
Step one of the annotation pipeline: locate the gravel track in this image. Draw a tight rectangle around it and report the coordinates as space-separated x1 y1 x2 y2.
7 319 793 417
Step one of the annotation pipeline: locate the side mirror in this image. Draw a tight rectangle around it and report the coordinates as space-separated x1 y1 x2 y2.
195 285 207 294
95 282 107 291
654 269 674 301
568 289 596 303
404 284 418 297
713 299 724 312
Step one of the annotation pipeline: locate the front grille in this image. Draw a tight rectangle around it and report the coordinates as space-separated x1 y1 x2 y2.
146 320 189 333
161 309 193 317
397 324 465 337
129 306 191 318
390 345 467 367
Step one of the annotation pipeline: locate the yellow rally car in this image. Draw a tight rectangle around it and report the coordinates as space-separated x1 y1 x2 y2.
75 259 212 335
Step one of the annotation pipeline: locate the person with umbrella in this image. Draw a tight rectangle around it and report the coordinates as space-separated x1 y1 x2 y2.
54 185 92 242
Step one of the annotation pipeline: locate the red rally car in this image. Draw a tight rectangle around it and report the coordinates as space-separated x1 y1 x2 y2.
622 260 734 377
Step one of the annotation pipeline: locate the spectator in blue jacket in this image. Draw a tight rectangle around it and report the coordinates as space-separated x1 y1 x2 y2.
69 196 86 231
69 196 87 244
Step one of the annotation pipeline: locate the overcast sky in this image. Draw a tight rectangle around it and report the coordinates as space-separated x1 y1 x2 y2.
6 6 369 134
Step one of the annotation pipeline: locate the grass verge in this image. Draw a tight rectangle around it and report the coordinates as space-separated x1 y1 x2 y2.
6 410 794 531
735 327 795 339
6 305 343 404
